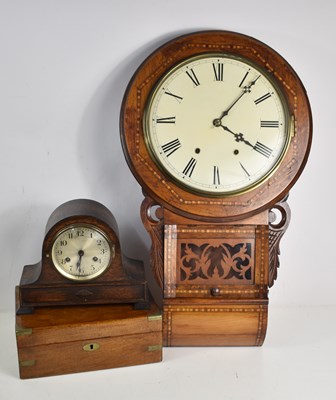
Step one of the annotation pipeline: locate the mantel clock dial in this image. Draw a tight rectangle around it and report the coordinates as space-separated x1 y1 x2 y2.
16 199 149 314
120 31 312 346
51 224 113 281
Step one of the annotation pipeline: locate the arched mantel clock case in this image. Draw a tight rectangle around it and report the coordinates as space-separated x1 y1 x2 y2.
120 31 312 346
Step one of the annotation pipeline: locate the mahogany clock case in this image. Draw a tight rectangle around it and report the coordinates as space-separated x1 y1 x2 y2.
120 30 312 222
16 199 149 314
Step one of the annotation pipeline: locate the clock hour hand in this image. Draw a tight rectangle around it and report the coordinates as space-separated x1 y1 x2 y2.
76 250 84 273
218 123 273 158
220 125 254 149
217 75 261 120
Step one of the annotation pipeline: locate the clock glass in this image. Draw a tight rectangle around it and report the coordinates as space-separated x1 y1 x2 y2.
51 225 114 281
144 53 291 195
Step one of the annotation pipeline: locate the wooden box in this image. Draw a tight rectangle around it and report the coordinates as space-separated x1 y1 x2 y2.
16 300 162 379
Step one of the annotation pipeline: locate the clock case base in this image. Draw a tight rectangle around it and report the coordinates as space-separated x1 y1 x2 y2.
15 296 162 379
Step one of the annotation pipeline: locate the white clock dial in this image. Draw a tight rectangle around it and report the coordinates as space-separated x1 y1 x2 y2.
144 53 290 195
51 225 113 281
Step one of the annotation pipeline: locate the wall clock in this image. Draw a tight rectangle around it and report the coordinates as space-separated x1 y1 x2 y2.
16 199 149 314
120 31 312 346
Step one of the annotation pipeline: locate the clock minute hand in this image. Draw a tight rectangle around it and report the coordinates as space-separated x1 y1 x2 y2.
218 91 245 120
218 74 261 120
247 74 261 89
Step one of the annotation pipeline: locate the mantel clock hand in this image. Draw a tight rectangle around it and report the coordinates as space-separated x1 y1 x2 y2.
76 249 84 273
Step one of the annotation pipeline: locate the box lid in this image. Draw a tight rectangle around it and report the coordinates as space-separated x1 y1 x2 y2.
16 302 162 348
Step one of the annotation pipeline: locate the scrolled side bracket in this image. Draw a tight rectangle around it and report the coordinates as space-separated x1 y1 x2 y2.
268 196 291 287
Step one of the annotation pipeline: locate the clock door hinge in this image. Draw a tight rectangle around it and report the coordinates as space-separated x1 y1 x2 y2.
290 115 296 138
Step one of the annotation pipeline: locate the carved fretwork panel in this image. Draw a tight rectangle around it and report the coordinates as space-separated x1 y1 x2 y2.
164 225 269 299
179 240 254 284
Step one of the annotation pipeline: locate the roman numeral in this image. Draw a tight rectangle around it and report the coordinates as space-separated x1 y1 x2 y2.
213 62 224 81
239 162 250 177
213 166 221 185
156 116 176 124
239 70 250 87
254 93 271 105
186 68 200 87
261 120 280 128
164 89 183 102
182 157 197 177
254 141 273 158
161 138 181 157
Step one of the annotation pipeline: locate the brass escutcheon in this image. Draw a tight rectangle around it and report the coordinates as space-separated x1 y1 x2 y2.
83 343 100 352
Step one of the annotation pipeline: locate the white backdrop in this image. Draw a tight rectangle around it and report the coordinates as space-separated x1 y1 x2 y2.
1 0 335 313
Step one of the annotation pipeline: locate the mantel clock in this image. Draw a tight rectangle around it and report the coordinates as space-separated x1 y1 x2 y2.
16 199 149 314
120 31 312 346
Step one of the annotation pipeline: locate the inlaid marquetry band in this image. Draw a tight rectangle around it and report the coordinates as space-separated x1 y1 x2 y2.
164 225 177 297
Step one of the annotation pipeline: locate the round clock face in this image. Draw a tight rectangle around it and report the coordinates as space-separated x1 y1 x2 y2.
144 53 291 195
51 225 114 281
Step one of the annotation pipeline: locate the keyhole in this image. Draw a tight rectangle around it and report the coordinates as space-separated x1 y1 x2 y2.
83 343 100 352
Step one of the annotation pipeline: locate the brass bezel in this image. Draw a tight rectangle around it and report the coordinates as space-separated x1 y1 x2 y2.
51 223 115 282
143 52 291 197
